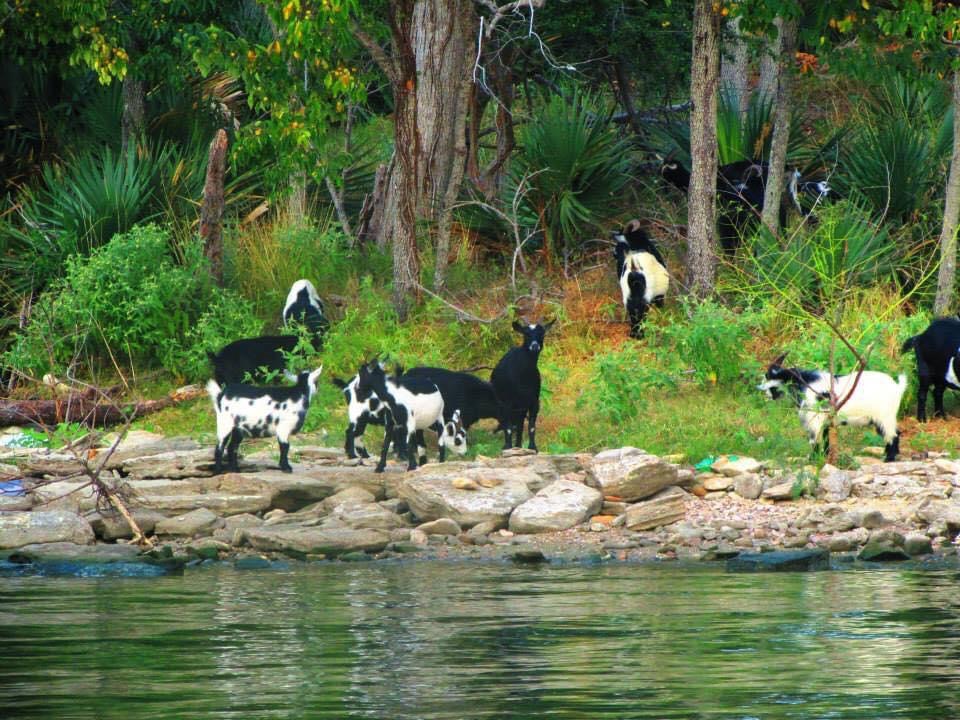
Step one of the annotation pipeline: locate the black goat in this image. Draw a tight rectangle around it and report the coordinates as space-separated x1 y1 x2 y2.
208 335 299 385
404 365 506 433
491 320 553 452
902 317 960 421
283 279 329 341
612 221 668 338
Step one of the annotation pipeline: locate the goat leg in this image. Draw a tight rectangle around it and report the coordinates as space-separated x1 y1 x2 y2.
375 420 393 473
278 440 292 473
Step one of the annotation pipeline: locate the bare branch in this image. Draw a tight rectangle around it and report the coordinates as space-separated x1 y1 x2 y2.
351 24 397 85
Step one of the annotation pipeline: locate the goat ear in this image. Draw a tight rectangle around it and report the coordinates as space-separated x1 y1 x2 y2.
772 352 788 366
512 320 525 334
331 377 347 389
309 366 324 383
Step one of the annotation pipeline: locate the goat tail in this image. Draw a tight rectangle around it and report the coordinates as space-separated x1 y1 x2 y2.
901 336 917 354
205 379 222 411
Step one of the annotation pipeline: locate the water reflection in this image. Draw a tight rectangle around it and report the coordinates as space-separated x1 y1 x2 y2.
3 562 960 718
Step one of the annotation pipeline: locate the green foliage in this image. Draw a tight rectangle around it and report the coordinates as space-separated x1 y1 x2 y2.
505 87 634 260
582 344 678 425
653 299 766 387
747 201 895 305
180 290 265 380
227 216 390 319
3 224 254 380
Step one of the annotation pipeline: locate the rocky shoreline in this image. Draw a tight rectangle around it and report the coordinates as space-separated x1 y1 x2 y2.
3 431 960 574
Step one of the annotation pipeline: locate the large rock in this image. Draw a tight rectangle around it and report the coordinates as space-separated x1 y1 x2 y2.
727 548 830 572
487 454 590 493
589 448 679 502
94 431 200 469
733 474 764 500
122 449 215 479
818 465 853 502
154 508 224 537
0 510 94 548
711 456 763 477
509 479 603 534
328 504 406 531
88 509 167 541
914 498 960 529
242 525 390 558
399 468 535 528
623 486 686 530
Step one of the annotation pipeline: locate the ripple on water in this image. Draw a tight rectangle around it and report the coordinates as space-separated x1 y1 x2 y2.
2 563 960 719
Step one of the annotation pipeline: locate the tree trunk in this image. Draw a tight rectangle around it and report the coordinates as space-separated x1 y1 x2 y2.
757 19 781 104
720 16 750 118
121 74 146 156
357 0 476 310
761 16 796 235
200 129 229 286
935 70 960 315
686 0 721 298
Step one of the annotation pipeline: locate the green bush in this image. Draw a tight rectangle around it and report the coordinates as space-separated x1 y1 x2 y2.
582 344 678 425
653 299 766 387
4 224 259 380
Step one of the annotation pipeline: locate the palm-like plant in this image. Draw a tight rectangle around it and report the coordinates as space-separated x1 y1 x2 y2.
505 88 634 265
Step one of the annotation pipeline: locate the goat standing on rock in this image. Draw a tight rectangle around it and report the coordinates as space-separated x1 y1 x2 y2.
491 320 553 452
901 317 960 421
613 221 668 339
207 367 324 474
758 353 906 462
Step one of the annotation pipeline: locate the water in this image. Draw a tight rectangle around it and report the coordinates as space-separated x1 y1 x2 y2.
3 561 960 719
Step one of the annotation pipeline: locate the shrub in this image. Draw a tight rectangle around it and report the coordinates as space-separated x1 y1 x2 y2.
582 344 678 424
3 224 258 380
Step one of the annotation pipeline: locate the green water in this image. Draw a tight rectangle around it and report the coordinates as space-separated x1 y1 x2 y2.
3 561 960 719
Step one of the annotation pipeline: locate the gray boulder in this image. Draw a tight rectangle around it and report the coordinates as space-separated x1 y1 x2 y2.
624 486 686 531
818 465 852 502
399 468 534 528
733 474 764 500
589 447 679 502
154 508 223 537
242 525 390 558
122 449 215 479
88 509 166 541
0 510 94 548
416 518 462 536
509 479 603 534
727 548 830 572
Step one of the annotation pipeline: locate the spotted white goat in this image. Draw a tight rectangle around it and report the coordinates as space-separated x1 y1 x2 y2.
758 353 906 462
331 370 388 459
613 221 669 339
355 361 447 472
207 367 323 474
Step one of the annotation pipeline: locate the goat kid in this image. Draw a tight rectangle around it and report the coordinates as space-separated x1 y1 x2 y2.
283 279 329 343
355 362 447 472
331 372 388 459
491 320 553 452
207 366 323 474
613 221 668 339
758 354 906 462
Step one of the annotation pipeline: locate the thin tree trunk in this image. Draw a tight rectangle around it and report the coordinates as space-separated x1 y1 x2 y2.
614 57 642 134
757 19 781 104
200 129 229 286
761 16 796 235
935 70 960 314
687 0 721 298
720 16 750 119
121 75 146 156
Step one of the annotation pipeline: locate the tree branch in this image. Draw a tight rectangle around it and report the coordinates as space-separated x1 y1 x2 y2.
351 24 398 85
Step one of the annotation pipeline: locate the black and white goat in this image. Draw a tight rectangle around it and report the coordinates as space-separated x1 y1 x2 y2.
491 320 553 452
403 366 506 456
207 367 324 474
613 221 668 339
758 353 907 462
208 335 300 386
788 169 836 221
902 317 960 421
331 371 389 459
283 279 329 341
355 362 448 472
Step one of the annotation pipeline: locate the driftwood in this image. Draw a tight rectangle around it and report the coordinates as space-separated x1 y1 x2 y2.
0 386 204 428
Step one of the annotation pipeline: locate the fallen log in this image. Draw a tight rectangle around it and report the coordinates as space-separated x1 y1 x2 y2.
0 386 205 428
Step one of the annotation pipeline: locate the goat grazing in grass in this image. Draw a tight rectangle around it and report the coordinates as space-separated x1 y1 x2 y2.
758 353 906 462
283 279 329 341
902 317 960 421
491 320 553 452
354 362 447 472
207 366 324 474
613 221 668 339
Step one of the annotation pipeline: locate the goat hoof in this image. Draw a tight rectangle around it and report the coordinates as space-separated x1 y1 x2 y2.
279 465 293 473
374 466 385 474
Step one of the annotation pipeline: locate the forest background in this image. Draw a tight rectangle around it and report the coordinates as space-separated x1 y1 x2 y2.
3 0 960 469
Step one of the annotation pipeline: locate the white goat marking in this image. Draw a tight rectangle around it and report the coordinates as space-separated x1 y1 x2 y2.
619 252 669 306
